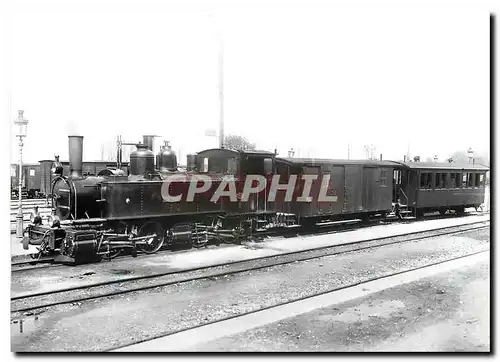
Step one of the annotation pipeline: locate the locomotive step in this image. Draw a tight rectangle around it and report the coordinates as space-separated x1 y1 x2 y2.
400 216 416 220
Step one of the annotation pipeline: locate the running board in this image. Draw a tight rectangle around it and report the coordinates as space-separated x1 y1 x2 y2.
316 219 361 227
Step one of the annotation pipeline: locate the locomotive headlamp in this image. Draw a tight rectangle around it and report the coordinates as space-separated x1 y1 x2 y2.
47 215 60 228
30 212 42 225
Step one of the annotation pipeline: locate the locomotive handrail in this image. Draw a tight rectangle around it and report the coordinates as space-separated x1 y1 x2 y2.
399 188 409 205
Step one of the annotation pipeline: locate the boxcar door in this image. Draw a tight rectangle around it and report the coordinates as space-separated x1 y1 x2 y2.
318 165 344 215
295 166 321 217
344 165 363 214
362 166 378 212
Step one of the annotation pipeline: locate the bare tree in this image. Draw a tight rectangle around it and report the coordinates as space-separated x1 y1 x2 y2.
363 144 377 160
224 134 256 151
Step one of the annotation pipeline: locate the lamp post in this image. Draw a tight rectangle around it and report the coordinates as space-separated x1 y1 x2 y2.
467 147 474 164
14 110 28 238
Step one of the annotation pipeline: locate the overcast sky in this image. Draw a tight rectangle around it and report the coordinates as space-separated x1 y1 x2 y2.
7 7 490 164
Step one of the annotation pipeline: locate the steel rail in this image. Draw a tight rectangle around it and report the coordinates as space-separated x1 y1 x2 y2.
10 211 487 273
11 222 489 312
107 248 490 352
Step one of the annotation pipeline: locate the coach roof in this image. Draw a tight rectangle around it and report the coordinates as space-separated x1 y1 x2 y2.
392 161 489 171
284 158 398 167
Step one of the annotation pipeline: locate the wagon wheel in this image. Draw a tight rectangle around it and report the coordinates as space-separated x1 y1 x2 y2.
101 221 128 260
137 222 165 254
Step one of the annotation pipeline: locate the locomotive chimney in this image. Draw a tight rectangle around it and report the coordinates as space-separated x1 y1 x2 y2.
68 135 83 179
143 135 155 152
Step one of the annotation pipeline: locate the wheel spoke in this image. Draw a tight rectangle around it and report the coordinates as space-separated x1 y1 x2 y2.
137 222 165 254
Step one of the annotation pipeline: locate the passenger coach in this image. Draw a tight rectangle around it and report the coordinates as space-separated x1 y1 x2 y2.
392 161 488 217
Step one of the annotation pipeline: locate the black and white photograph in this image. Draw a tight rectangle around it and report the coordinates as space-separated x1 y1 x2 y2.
4 0 492 353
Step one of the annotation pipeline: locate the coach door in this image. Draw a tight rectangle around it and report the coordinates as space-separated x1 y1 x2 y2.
399 168 418 207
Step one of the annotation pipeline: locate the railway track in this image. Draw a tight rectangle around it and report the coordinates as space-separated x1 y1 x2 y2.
11 211 488 273
111 249 489 352
11 221 489 313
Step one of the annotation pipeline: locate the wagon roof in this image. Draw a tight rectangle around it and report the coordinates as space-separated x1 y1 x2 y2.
56 160 129 165
284 158 398 167
392 161 489 171
197 148 276 157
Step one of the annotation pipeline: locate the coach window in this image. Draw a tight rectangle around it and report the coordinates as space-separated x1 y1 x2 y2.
474 173 482 188
435 173 441 189
468 172 474 187
427 173 433 189
455 173 461 188
442 173 448 188
426 173 433 189
478 173 485 187
463 173 472 188
420 172 432 189
202 157 209 172
420 172 426 189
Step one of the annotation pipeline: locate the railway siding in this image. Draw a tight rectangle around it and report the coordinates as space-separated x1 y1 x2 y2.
11 227 489 352
11 215 489 297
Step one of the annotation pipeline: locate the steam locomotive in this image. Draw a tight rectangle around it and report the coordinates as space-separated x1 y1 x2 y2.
23 135 488 264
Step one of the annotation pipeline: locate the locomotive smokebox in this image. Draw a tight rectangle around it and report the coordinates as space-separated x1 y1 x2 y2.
68 135 83 179
143 135 155 152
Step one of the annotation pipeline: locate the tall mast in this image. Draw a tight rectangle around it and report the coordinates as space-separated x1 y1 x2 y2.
218 25 224 149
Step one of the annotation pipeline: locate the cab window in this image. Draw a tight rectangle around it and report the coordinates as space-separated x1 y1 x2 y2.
200 156 238 174
264 158 273 175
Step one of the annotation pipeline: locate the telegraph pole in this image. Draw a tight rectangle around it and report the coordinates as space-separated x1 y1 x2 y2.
218 20 224 149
